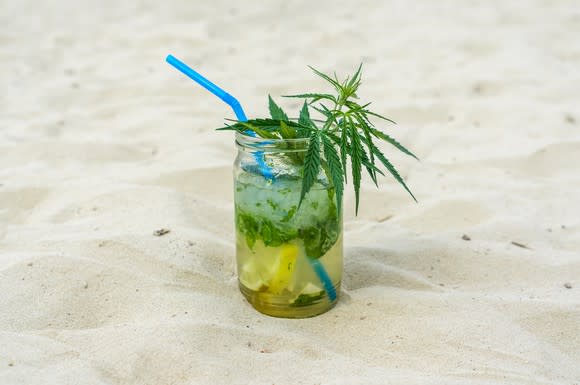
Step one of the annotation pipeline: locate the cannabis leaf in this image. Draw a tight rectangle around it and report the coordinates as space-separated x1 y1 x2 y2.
216 119 309 137
218 64 418 214
268 95 289 121
299 130 321 207
284 93 337 104
369 127 418 160
321 133 343 214
363 137 417 202
284 65 418 213
299 101 314 128
348 117 363 213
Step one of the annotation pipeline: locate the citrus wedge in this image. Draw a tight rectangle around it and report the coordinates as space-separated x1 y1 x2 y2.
267 243 298 295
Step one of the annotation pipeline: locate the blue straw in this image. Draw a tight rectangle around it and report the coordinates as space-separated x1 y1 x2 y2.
308 259 337 301
166 54 273 180
166 54 247 121
165 54 336 304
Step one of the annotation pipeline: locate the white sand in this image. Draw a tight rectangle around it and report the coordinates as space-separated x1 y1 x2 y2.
1 1 579 384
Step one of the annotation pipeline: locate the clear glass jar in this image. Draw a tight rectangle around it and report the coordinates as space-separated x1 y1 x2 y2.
234 131 343 318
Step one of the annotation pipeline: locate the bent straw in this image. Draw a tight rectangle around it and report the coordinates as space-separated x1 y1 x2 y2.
166 54 247 121
165 54 336 303
166 54 273 180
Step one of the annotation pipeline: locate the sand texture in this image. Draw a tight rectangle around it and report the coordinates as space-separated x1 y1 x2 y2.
1 1 579 384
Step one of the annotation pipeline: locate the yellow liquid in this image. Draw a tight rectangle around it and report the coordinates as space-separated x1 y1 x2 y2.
237 233 342 318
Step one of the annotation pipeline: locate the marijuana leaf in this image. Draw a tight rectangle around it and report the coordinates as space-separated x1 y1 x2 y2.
279 121 297 139
216 119 310 135
364 137 417 202
339 120 349 184
219 64 418 214
322 133 344 214
239 122 279 139
284 93 337 104
299 130 321 207
308 66 343 94
369 127 419 160
268 95 289 121
299 101 315 128
348 117 363 214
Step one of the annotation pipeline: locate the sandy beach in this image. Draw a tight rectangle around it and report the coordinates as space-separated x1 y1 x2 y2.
1 1 579 384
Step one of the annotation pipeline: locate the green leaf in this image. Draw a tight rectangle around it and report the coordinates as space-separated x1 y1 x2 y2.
347 63 363 90
345 102 397 125
268 95 289 121
299 130 321 208
299 208 339 259
369 142 417 202
348 117 363 214
238 122 279 139
219 63 418 215
283 93 337 104
311 104 331 119
352 114 377 182
344 101 372 116
339 118 349 184
217 119 310 133
339 65 362 102
365 110 397 125
316 104 341 130
325 131 341 145
359 145 378 187
322 133 344 214
215 123 237 131
235 206 299 249
291 291 325 307
361 157 384 177
279 121 297 139
298 101 315 128
308 66 342 93
370 127 419 160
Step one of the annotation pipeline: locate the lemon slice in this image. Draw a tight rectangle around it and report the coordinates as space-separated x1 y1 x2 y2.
267 243 298 295
239 258 267 291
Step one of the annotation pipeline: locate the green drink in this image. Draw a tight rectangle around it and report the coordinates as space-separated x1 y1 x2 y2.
234 133 343 318
219 66 417 318
167 57 417 318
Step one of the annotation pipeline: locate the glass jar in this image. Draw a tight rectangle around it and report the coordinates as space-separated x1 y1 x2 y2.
233 131 343 318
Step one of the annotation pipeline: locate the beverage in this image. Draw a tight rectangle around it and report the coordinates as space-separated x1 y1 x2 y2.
167 56 416 318
234 134 343 318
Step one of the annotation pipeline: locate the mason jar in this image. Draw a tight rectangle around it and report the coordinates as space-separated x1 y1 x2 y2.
233 131 343 318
